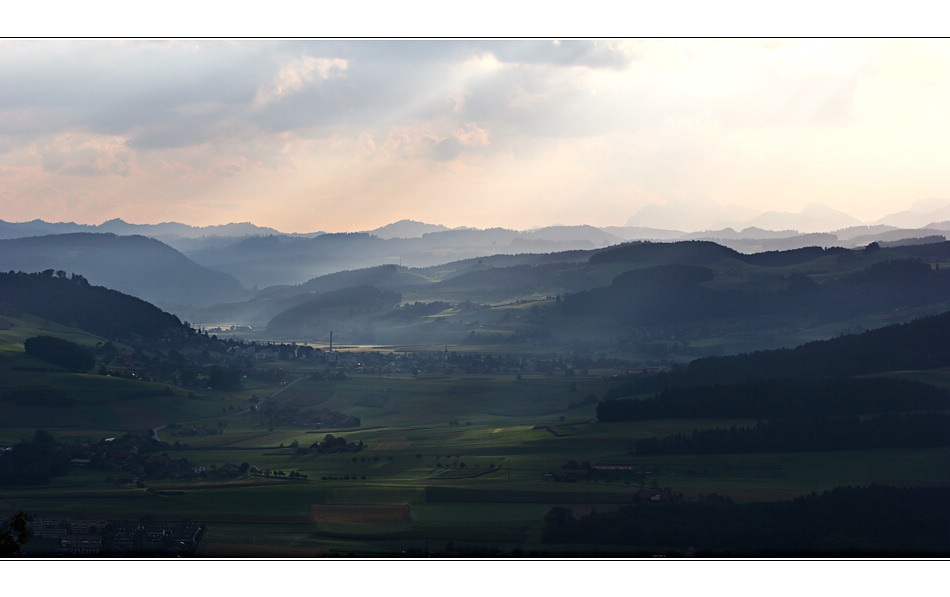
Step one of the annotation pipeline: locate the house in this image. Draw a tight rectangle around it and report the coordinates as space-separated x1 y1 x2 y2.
638 487 670 502
255 349 278 361
592 464 633 473
219 462 241 475
59 535 102 555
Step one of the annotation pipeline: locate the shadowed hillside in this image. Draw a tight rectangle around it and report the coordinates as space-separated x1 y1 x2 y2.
0 270 188 340
0 233 248 308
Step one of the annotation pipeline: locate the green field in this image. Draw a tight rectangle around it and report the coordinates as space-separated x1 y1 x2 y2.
3 352 949 556
2 303 949 557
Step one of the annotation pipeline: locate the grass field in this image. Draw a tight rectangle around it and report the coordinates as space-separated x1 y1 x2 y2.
3 350 949 556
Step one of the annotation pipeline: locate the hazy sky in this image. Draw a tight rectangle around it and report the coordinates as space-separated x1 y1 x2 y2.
2 39 950 232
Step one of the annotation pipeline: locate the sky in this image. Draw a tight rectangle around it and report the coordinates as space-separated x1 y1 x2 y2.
2 37 950 233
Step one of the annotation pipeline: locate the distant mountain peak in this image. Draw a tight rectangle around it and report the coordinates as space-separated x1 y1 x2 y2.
370 220 450 239
874 199 950 229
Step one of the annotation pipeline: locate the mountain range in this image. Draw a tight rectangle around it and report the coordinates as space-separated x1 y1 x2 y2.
1 201 950 336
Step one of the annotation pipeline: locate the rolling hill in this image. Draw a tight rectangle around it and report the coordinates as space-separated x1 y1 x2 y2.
0 233 249 309
0 270 188 341
175 238 950 359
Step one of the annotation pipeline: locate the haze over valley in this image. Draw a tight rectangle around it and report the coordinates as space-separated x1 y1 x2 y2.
2 38 950 562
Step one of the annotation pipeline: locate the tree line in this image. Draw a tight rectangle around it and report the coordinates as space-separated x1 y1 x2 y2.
542 485 950 556
561 257 950 330
612 309 950 394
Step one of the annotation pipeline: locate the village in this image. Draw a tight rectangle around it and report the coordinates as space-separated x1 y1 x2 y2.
26 515 203 556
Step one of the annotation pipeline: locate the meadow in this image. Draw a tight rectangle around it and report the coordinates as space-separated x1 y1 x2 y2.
3 345 948 556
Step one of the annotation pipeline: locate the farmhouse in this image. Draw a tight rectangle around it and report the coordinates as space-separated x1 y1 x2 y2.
638 487 670 501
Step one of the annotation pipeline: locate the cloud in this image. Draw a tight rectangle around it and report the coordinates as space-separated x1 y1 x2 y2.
487 40 633 70
455 122 491 147
254 55 348 106
430 137 461 161
2 40 950 231
37 133 133 176
429 123 491 161
0 41 633 156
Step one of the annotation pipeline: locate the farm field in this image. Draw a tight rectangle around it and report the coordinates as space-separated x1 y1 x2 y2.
4 362 950 557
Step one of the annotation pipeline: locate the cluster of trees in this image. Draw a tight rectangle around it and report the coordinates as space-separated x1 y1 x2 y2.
302 434 364 455
259 469 307 479
0 511 30 556
0 429 70 485
206 365 243 391
0 429 257 487
542 485 950 555
23 335 95 371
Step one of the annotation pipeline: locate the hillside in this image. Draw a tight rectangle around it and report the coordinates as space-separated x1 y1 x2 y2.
266 286 402 338
603 309 950 397
0 271 188 341
182 239 950 360
0 233 248 308
3 218 949 292
1 260 948 557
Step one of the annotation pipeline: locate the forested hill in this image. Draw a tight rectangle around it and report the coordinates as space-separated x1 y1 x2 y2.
561 254 950 329
267 286 402 336
0 270 188 340
0 233 248 308
589 240 852 268
619 310 950 393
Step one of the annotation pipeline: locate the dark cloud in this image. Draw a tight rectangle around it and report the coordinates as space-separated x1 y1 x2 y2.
2 40 862 161
0 41 268 139
0 40 635 151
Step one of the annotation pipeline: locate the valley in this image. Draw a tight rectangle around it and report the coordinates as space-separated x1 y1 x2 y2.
1 229 949 557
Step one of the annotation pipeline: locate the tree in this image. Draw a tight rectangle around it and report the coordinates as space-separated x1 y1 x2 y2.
24 335 95 370
0 511 31 556
208 365 242 391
